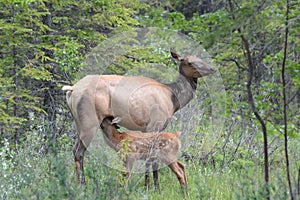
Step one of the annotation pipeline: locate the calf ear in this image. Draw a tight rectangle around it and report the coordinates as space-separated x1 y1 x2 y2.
170 49 182 60
111 116 122 124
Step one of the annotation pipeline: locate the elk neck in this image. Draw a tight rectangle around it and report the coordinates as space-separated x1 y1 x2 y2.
166 73 197 113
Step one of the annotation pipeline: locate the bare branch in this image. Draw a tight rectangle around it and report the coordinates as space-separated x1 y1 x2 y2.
281 0 294 198
227 0 270 198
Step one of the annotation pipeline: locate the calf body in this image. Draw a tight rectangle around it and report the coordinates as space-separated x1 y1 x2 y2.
100 118 187 194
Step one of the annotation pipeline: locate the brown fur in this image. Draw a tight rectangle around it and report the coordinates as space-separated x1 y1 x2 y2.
63 50 215 186
100 118 187 196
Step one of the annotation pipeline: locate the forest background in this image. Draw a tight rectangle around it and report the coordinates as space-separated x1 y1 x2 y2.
0 0 299 199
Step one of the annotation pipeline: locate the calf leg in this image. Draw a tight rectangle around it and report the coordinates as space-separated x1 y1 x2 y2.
145 161 151 189
125 156 135 179
177 161 188 196
177 161 187 186
121 156 135 188
168 161 187 197
152 161 160 191
168 161 186 185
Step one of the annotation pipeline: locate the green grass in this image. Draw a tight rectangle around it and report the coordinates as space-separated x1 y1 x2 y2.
0 138 297 200
1 153 294 200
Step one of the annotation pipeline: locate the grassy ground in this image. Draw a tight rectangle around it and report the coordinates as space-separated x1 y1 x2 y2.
1 145 296 200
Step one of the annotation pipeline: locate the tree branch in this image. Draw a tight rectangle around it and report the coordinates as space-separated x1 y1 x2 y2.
222 58 247 70
227 0 270 198
281 0 294 199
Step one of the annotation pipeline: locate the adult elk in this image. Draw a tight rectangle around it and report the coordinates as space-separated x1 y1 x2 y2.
100 117 187 196
63 50 216 184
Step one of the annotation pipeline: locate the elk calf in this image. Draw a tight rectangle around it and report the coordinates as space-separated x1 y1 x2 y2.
100 117 187 195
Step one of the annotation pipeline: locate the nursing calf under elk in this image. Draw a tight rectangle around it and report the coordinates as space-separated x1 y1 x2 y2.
100 117 187 195
63 50 216 184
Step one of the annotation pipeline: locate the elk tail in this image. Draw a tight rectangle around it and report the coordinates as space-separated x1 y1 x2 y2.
62 85 75 98
62 85 74 91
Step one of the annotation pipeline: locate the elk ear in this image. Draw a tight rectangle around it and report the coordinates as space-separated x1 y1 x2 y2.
170 50 182 61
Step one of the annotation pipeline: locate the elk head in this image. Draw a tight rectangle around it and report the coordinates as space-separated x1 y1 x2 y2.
171 50 216 78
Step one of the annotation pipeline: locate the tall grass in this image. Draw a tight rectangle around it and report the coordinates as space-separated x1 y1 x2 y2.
1 135 298 199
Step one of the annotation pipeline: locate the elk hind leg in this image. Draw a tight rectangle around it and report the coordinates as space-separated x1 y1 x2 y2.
73 124 98 185
73 139 86 185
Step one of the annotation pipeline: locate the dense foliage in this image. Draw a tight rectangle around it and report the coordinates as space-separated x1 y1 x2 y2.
0 0 299 199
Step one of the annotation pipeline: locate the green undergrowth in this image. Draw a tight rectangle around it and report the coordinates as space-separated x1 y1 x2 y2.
0 140 296 200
